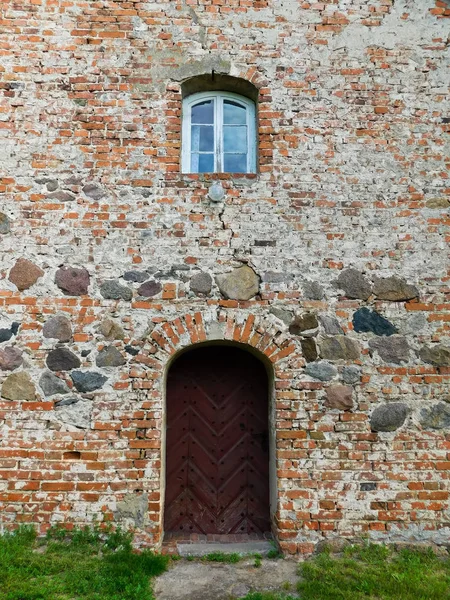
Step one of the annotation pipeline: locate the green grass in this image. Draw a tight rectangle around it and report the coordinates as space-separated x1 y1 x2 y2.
202 551 242 563
0 524 169 600
298 543 450 600
239 544 450 600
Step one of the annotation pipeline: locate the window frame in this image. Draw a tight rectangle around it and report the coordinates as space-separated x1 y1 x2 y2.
181 91 257 174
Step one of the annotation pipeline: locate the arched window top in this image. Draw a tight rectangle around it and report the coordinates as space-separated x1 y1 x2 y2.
182 91 257 174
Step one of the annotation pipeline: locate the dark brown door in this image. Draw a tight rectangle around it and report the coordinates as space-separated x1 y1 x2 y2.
165 345 270 535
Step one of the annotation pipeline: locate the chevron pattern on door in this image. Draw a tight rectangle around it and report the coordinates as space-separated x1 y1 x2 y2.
164 345 271 535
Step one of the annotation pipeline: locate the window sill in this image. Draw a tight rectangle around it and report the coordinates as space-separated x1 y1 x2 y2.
167 172 260 187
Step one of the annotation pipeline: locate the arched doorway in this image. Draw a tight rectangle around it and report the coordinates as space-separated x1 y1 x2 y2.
164 344 271 536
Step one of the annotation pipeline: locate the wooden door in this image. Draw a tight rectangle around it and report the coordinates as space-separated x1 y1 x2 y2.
164 345 270 535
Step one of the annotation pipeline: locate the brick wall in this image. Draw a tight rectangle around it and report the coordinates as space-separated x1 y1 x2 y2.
0 0 449 554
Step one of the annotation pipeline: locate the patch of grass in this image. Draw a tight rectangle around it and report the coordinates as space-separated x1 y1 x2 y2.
202 551 241 563
239 594 297 600
0 524 168 600
297 543 450 600
253 553 262 568
267 548 282 559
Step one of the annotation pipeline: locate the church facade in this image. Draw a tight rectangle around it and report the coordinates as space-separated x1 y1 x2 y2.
0 0 449 555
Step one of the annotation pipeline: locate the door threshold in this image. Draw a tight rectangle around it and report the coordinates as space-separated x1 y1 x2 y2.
162 533 275 556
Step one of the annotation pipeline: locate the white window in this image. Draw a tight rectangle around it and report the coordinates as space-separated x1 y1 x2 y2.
182 91 256 174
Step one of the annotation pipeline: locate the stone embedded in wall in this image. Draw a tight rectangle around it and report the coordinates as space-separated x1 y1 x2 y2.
46 348 81 371
289 313 318 336
420 403 450 430
0 346 23 371
301 338 318 362
0 322 20 343
269 306 293 326
318 315 343 335
373 276 419 302
42 315 72 342
137 280 162 298
302 280 324 300
71 371 107 393
55 399 92 429
369 336 410 364
114 493 149 528
216 266 259 301
2 372 36 401
98 319 125 341
426 197 450 209
370 403 408 432
0 213 11 234
335 268 372 300
123 270 148 283
305 361 337 381
190 272 212 295
353 307 398 336
125 345 140 356
8 258 44 291
39 371 70 397
82 183 106 200
55 266 90 296
261 271 293 284
341 365 361 385
96 346 126 367
325 385 353 411
55 396 79 408
320 336 360 361
418 345 450 367
48 191 75 202
100 280 133 301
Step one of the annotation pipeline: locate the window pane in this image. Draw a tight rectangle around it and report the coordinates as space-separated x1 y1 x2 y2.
191 100 214 124
223 125 247 153
224 100 247 125
224 153 247 173
191 125 214 152
191 153 214 173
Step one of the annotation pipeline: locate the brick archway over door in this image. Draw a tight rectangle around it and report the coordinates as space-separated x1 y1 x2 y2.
164 345 271 536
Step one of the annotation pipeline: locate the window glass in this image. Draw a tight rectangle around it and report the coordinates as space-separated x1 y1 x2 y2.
192 153 214 173
191 125 214 152
223 125 247 153
224 154 247 173
224 100 247 125
191 100 214 124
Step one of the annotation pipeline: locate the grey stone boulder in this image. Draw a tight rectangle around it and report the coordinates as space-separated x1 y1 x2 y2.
54 396 80 408
341 365 361 385
325 385 353 411
98 319 125 340
289 313 318 336
373 276 418 302
100 280 133 301
335 268 372 300
39 371 70 397
305 361 337 381
55 399 92 429
123 271 148 283
370 403 408 432
419 345 450 367
369 336 409 364
42 315 72 342
302 280 324 300
353 307 397 336
320 336 360 361
96 346 125 368
114 493 148 528
0 322 19 343
8 258 44 291
48 191 75 202
46 348 81 372
55 266 90 296
318 315 343 335
301 338 318 363
216 266 259 301
190 272 212 295
269 306 293 326
0 346 23 371
420 403 450 430
137 280 162 298
71 371 107 393
0 213 11 234
2 372 36 401
82 183 106 200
